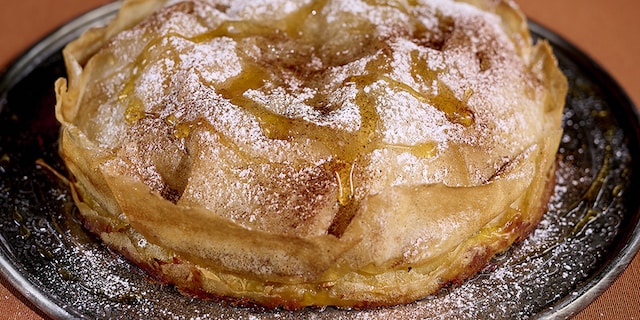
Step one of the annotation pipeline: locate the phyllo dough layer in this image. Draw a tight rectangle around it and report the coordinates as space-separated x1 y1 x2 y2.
55 0 566 309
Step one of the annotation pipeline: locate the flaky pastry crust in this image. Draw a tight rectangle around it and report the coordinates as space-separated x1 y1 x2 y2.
55 0 567 309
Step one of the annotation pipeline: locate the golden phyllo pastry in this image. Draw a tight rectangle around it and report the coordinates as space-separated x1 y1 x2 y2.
54 0 567 309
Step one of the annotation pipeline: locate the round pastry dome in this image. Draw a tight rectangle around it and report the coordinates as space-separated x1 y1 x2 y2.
55 0 566 309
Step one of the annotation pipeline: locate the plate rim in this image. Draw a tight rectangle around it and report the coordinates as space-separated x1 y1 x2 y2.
0 4 122 319
528 21 640 320
0 4 639 320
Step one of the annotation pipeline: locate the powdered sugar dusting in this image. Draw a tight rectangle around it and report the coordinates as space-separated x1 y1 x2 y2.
71 0 559 238
2 0 635 317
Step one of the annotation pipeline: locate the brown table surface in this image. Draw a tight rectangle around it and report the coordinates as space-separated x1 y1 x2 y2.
1 0 639 319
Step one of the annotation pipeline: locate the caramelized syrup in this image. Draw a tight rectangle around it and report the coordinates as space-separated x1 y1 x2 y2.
117 0 468 236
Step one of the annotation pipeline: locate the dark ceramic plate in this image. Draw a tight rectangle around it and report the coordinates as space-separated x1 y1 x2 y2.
1 3 639 320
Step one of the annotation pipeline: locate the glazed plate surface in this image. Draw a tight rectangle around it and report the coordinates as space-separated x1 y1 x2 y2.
0 3 639 319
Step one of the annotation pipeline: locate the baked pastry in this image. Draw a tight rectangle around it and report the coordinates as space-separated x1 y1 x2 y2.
54 0 567 309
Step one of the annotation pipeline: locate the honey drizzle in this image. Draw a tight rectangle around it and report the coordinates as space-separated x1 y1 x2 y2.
190 0 328 43
118 0 328 124
116 0 475 236
409 50 475 126
118 32 184 124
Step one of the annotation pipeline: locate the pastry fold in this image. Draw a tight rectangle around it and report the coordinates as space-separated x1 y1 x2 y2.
55 0 566 308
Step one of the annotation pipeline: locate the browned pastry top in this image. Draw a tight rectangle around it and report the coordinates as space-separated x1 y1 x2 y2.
55 0 566 308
